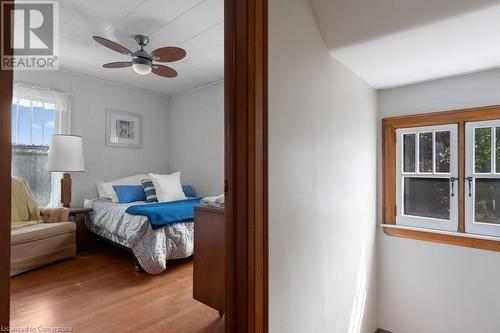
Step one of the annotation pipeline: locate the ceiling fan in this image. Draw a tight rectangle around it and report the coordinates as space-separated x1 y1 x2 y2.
92 34 186 78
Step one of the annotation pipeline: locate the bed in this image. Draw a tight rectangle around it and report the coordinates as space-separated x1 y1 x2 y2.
84 198 195 274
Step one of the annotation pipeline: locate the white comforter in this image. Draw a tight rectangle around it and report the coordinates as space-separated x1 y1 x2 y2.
84 199 194 274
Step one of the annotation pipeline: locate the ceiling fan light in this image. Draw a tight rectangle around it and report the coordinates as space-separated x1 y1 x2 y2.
133 62 152 75
132 57 152 75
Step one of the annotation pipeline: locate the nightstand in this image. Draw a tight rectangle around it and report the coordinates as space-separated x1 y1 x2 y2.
68 207 92 251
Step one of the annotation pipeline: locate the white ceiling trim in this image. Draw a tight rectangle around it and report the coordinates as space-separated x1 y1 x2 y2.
56 68 170 98
168 77 224 99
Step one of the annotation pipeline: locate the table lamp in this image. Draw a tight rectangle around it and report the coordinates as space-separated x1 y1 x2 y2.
47 135 85 208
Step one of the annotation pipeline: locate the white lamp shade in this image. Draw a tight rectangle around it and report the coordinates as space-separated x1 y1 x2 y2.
47 135 85 172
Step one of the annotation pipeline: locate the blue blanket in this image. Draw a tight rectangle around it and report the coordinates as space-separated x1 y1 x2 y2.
126 198 201 230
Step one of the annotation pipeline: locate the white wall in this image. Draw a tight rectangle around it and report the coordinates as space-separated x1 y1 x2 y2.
167 81 224 196
378 68 500 333
268 0 378 332
14 70 170 207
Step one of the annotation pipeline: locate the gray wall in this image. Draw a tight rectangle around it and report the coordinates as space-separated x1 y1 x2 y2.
167 81 224 197
14 70 171 207
268 0 378 332
378 68 500 333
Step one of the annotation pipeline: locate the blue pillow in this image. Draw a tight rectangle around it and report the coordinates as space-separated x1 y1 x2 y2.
182 185 197 197
113 185 147 203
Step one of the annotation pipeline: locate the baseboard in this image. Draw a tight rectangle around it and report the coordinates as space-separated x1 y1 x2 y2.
376 329 393 333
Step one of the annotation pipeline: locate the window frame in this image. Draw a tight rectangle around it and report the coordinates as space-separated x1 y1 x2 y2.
396 124 458 231
382 105 500 252
465 120 500 237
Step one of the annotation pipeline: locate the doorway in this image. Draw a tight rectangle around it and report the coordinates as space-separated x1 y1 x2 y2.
0 0 267 332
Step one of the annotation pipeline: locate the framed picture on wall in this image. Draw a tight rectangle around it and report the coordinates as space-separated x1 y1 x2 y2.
105 109 142 149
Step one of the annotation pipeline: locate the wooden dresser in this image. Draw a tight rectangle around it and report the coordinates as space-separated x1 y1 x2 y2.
193 206 225 317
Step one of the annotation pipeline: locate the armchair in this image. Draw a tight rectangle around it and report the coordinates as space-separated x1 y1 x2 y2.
11 177 76 276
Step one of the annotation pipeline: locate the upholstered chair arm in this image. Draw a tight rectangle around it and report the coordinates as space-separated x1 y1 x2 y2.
40 207 70 223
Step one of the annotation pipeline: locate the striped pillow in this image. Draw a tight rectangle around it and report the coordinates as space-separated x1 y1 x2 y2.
141 179 158 203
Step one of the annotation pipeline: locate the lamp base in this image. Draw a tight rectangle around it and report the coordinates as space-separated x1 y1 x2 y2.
61 173 72 208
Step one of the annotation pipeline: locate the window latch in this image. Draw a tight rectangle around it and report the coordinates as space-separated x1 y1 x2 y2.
450 177 458 197
466 177 473 197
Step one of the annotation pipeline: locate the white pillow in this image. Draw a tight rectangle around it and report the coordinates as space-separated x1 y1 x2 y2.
96 182 107 199
149 172 186 203
96 174 150 202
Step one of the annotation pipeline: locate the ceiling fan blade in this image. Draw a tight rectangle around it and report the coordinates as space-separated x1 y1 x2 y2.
151 47 186 62
103 62 132 68
152 64 177 78
93 36 132 56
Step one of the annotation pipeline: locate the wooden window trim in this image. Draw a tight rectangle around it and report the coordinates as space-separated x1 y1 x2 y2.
383 105 500 251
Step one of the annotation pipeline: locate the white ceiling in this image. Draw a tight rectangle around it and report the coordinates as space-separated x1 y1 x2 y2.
312 0 500 89
56 0 223 96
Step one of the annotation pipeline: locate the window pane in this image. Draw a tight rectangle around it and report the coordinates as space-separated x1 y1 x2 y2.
435 131 450 173
474 178 500 224
496 127 500 173
12 103 17 143
44 109 55 145
403 134 415 172
404 177 450 220
12 145 51 206
475 127 491 173
32 105 44 146
18 104 31 145
419 132 433 173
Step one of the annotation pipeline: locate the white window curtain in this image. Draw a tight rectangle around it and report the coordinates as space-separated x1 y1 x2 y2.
12 82 72 207
13 82 72 134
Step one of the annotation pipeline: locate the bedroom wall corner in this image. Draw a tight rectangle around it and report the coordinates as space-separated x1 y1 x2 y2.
166 81 224 197
268 0 378 332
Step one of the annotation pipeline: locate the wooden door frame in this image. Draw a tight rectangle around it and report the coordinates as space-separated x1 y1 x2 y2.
225 0 268 332
0 0 268 332
0 0 12 326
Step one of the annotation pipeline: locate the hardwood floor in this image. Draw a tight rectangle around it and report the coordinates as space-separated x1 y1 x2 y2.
10 243 224 333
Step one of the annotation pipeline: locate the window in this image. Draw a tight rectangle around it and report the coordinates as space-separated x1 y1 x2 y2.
11 98 56 146
465 120 500 237
11 83 71 207
383 106 500 251
396 125 458 231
